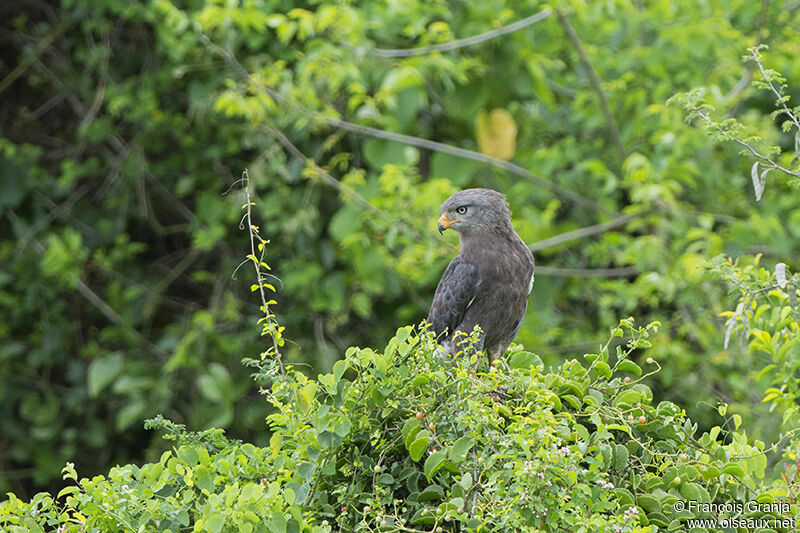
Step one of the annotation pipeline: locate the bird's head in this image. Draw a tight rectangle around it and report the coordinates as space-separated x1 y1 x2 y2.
437 188 512 235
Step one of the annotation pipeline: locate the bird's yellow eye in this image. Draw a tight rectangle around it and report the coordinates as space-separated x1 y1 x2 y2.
456 206 467 215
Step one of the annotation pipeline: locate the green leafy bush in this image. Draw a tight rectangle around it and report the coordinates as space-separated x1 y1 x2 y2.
4 0 800 499
3 320 796 532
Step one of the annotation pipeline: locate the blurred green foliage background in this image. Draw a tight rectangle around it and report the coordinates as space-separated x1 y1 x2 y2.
1 0 798 497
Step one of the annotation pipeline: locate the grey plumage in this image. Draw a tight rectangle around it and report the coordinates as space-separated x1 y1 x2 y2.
427 188 534 363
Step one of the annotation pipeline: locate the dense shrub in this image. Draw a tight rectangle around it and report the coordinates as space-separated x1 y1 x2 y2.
3 0 800 503
2 320 796 532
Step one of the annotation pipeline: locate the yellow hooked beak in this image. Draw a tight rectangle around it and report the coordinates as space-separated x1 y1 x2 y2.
437 213 459 234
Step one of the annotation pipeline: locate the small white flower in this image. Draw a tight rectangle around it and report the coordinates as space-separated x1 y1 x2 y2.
623 506 639 519
521 460 535 474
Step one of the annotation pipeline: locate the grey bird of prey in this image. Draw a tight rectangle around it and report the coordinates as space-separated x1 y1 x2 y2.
427 188 534 364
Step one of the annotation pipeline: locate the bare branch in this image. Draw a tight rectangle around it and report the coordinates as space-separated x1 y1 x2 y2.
322 116 617 216
79 31 110 131
529 213 641 252
7 209 168 357
535 266 637 277
264 126 381 215
372 9 551 58
723 70 752 103
265 125 437 247
0 20 70 96
556 9 626 162
198 33 617 217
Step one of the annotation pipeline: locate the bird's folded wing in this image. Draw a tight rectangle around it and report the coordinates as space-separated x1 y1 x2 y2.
427 258 480 338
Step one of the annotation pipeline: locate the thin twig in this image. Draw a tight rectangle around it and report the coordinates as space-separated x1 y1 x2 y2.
271 124 636 278
528 213 641 252
265 126 381 215
7 210 168 358
555 9 626 162
692 105 800 179
242 170 285 377
198 33 617 217
535 266 636 277
79 31 110 131
323 116 616 216
723 70 752 103
750 48 800 133
0 20 70 96
264 125 433 246
372 9 551 58
755 0 771 40
16 183 93 253
31 52 209 225
533 337 628 354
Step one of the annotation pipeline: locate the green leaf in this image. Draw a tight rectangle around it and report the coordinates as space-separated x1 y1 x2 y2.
430 152 479 185
57 486 78 498
332 359 348 381
561 394 581 409
318 373 336 393
594 361 613 379
87 352 124 397
721 463 745 478
206 513 224 533
612 488 635 506
423 451 446 480
412 375 430 386
418 485 444 502
637 494 661 513
508 351 543 370
363 139 409 168
295 383 317 414
270 433 282 458
267 512 287 533
613 443 629 471
613 390 642 407
177 445 199 466
196 469 215 493
333 416 351 438
376 473 394 485
679 482 709 503
617 359 642 376
402 418 422 446
449 435 475 464
606 423 632 435
116 399 146 431
647 512 670 527
409 434 430 462
597 443 612 469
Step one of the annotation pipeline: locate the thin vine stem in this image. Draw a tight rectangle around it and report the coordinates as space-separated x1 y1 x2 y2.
241 169 285 377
